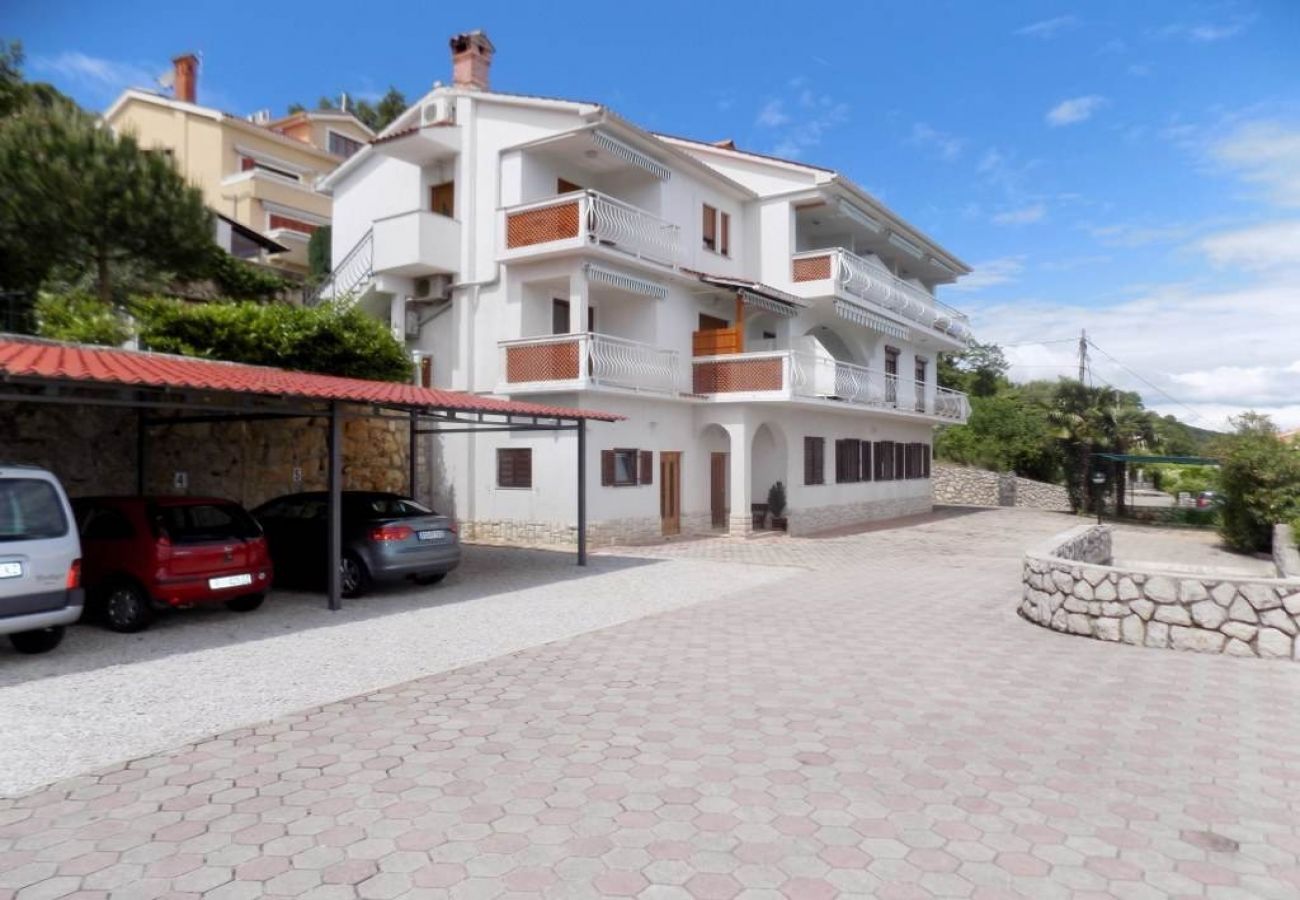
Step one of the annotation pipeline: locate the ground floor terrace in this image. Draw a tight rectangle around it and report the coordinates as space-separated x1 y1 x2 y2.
441 393 938 547
3 507 1298 899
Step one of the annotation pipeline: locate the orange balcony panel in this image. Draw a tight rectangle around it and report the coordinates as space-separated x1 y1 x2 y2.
792 254 832 282
506 340 580 382
691 327 743 357
693 357 783 394
506 201 581 249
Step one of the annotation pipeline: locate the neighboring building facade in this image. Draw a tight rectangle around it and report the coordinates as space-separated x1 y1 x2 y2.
320 31 974 544
103 55 373 277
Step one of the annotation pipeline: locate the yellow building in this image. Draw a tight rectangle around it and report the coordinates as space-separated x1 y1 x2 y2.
103 54 373 277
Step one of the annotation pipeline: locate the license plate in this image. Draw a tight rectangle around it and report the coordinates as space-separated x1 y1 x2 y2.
418 530 447 542
0 562 21 579
209 573 253 590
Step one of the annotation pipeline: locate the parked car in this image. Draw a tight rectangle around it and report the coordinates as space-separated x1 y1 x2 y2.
1195 490 1221 509
72 496 272 632
0 465 83 654
253 491 460 598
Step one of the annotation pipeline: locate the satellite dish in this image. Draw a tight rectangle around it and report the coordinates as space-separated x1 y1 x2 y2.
157 69 175 90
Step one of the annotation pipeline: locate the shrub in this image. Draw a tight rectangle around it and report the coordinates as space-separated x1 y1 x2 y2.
204 248 290 301
1291 515 1300 549
1215 416 1300 553
34 290 131 346
135 298 413 382
767 481 787 518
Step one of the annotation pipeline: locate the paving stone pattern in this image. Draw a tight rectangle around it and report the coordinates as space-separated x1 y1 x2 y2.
3 508 1300 898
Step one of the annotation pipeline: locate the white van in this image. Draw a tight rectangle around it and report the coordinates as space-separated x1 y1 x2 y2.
0 465 83 653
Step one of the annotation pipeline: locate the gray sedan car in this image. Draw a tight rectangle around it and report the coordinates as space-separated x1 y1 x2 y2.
253 491 460 597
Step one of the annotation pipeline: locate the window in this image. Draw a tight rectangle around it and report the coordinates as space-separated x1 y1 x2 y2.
720 212 731 256
874 441 895 481
884 346 900 376
915 357 928 384
80 506 134 541
430 181 455 217
895 442 906 479
497 448 533 489
601 449 653 487
923 443 932 478
702 204 717 251
0 479 67 541
835 438 862 483
328 131 363 158
268 214 319 236
154 503 261 544
804 437 825 485
698 313 729 331
552 299 570 335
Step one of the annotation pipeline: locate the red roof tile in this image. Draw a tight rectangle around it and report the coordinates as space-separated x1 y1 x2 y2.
0 337 622 422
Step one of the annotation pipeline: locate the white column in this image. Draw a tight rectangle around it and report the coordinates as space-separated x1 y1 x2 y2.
726 421 753 535
570 265 589 335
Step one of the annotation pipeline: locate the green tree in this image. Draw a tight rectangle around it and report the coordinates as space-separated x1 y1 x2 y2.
937 341 1009 398
1214 413 1300 552
0 105 213 301
296 87 408 132
34 290 131 345
935 390 1061 482
307 225 332 284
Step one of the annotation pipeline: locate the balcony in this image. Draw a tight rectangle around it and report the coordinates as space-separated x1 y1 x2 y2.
691 350 969 422
791 248 972 342
501 191 679 267
499 332 679 396
372 210 460 276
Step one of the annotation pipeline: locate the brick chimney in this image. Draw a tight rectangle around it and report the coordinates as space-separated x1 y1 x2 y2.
172 53 198 103
449 31 494 91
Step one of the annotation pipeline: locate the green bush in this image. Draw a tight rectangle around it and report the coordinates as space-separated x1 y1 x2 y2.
204 248 290 301
34 290 131 346
1215 416 1300 553
1291 515 1300 549
767 481 787 518
135 298 413 382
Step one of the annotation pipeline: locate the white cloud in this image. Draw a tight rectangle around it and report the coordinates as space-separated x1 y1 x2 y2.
992 204 1046 225
1046 95 1107 126
31 51 159 102
1158 18 1254 43
948 256 1025 293
1198 220 1300 271
755 99 790 128
1210 121 1300 207
1127 62 1152 77
1015 16 1080 38
1086 221 1193 247
908 122 965 161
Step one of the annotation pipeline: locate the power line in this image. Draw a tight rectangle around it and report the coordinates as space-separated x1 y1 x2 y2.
1085 339 1205 424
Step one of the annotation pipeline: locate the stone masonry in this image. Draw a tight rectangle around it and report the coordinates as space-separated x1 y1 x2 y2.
933 462 1071 511
1022 523 1300 660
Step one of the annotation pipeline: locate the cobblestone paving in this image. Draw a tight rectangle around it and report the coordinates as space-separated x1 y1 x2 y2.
2 508 1299 899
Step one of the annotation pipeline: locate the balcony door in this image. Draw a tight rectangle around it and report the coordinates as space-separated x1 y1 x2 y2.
552 299 595 335
660 452 682 536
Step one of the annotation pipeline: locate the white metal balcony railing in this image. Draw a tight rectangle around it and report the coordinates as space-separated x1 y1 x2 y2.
499 332 678 395
793 248 972 341
307 228 373 306
503 190 680 266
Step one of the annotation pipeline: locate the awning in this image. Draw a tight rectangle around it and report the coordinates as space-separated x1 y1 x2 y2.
583 263 667 299
834 299 910 340
591 130 671 180
693 273 807 319
1092 453 1220 466
214 211 287 254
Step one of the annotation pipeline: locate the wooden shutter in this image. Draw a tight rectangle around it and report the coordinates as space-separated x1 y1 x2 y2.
702 204 717 249
860 440 872 482
601 450 615 486
639 450 653 486
923 444 932 478
895 443 906 480
720 212 731 255
497 449 512 487
804 437 824 485
430 181 455 217
497 449 532 488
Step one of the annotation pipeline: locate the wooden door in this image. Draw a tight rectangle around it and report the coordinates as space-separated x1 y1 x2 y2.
660 452 682 536
710 452 728 528
429 181 455 217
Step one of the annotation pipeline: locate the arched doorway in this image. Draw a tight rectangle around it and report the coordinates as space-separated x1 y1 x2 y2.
700 424 730 529
751 422 788 525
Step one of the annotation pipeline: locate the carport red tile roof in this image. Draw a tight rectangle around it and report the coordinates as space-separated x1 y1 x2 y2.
0 337 622 422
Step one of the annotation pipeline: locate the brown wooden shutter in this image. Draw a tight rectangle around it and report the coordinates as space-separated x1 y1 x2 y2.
601 450 615 486
923 444 932 478
804 437 824 485
639 450 653 486
519 449 532 487
895 442 906 480
720 212 730 255
860 440 872 482
702 204 717 249
497 449 511 487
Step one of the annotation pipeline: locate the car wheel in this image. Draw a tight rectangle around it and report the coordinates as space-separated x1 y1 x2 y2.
225 594 265 613
413 572 446 586
102 582 154 633
341 553 370 599
8 626 65 654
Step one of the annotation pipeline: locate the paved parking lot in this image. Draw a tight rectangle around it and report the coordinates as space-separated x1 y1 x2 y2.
2 507 1299 898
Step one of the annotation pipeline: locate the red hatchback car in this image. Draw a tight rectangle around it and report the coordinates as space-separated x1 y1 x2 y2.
73 497 272 632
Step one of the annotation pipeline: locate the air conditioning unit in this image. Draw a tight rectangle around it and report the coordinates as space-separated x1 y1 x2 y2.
248 109 272 125
412 274 452 301
420 97 455 126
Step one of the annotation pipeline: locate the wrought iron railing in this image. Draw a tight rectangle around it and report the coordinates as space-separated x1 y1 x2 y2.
307 228 373 306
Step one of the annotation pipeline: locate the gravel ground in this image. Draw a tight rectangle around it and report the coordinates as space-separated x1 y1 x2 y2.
0 543 796 796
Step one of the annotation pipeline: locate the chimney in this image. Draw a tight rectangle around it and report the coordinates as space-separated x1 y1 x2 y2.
172 53 198 103
449 31 494 91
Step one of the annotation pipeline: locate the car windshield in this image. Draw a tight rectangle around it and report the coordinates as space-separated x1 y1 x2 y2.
154 503 262 543
350 495 433 519
0 478 68 541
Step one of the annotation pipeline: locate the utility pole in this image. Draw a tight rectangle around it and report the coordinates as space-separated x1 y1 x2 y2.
1078 329 1088 384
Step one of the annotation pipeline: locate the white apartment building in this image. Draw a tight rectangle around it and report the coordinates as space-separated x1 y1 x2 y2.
319 31 974 544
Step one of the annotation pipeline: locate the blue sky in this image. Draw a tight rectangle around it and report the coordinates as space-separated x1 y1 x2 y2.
8 0 1300 428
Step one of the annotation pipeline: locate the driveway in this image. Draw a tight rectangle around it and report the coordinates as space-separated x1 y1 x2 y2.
2 507 1299 898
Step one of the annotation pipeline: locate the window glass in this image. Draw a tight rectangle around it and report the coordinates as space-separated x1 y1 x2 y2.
328 131 363 158
155 503 261 543
613 450 638 486
0 479 67 541
82 507 135 541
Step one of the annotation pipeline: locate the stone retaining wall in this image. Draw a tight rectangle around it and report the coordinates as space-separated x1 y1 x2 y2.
1021 524 1300 660
933 463 1070 511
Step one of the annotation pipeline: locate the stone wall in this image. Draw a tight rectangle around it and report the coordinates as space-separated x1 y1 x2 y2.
0 401 411 510
933 463 1071 512
789 494 932 536
1021 524 1300 660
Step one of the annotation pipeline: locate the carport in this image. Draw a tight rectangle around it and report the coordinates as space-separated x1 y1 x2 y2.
0 335 621 610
